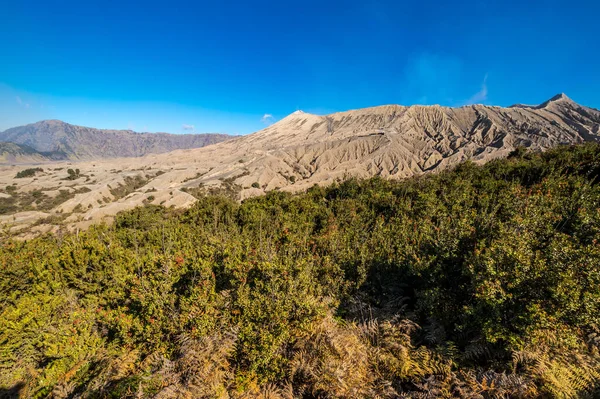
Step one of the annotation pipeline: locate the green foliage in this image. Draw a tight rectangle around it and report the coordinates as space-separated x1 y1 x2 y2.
183 175 244 201
2 143 600 397
15 168 43 179
0 197 17 215
0 186 92 215
109 175 149 199
64 168 81 180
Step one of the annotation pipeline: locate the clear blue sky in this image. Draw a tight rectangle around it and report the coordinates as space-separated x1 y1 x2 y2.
1 0 599 134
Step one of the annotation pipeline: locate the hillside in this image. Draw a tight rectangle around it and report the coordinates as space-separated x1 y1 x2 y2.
0 94 599 235
183 93 600 194
0 120 233 161
2 143 600 397
0 142 52 164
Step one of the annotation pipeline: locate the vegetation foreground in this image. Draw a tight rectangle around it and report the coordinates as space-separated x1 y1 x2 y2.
2 144 600 398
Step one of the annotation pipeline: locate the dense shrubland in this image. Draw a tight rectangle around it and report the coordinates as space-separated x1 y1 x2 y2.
1 143 600 398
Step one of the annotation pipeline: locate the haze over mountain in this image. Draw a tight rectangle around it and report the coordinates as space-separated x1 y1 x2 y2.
0 142 51 164
0 120 233 162
1 94 599 236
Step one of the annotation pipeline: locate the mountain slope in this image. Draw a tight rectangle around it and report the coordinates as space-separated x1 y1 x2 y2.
0 142 52 164
177 93 600 196
0 120 233 161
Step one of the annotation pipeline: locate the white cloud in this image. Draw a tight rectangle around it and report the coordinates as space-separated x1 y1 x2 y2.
15 96 30 108
463 74 489 105
182 124 195 131
261 113 274 124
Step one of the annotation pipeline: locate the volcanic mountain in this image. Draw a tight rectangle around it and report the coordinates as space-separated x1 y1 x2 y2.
1 94 599 235
0 120 233 161
174 93 600 196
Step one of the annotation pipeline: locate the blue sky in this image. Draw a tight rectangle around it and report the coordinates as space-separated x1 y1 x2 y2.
1 0 599 134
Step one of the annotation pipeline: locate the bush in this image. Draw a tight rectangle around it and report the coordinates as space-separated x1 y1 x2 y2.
15 168 43 178
110 175 148 199
64 168 81 180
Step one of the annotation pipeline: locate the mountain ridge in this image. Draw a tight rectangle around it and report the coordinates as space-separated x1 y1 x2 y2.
0 120 233 162
174 93 600 195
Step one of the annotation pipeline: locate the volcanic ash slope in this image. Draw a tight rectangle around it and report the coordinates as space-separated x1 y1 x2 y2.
178 93 600 198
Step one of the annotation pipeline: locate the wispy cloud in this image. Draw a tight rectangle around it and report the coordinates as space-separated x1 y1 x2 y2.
463 74 489 105
182 124 195 131
16 96 30 108
261 113 274 124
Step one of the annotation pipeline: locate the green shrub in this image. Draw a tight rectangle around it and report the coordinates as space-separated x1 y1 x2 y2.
110 175 149 199
15 168 43 178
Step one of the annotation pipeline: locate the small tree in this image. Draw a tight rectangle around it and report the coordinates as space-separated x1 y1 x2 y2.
66 168 81 180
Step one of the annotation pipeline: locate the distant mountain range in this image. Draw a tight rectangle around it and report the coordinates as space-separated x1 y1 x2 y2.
0 120 233 162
